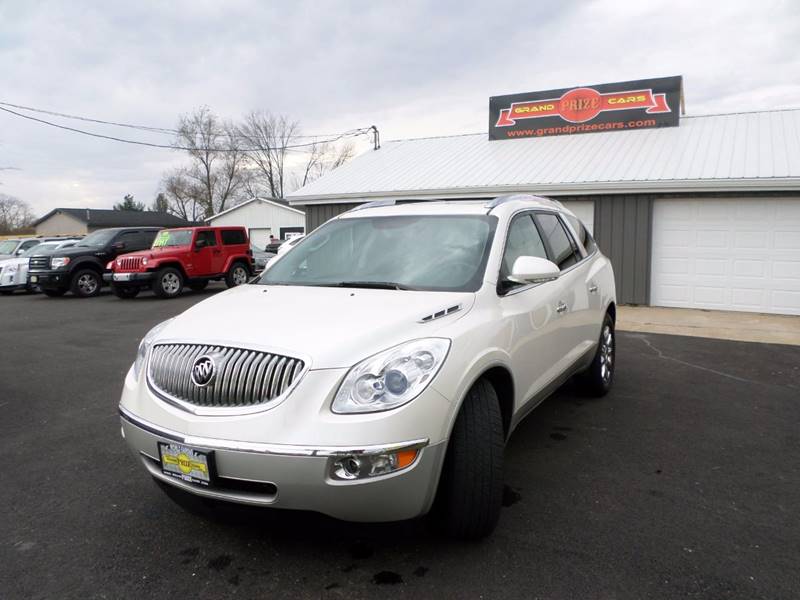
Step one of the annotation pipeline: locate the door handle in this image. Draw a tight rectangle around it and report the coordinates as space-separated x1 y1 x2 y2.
588 283 598 294
556 302 568 314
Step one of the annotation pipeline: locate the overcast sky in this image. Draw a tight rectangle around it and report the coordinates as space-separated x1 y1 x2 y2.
1 0 798 216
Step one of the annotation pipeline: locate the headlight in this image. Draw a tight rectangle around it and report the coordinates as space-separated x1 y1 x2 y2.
332 338 450 414
51 257 71 269
133 319 173 379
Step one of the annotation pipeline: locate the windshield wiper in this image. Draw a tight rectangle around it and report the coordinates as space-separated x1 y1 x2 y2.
334 281 415 290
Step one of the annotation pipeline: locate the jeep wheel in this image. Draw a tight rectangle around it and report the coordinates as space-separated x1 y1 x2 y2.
578 313 615 397
42 288 66 298
433 378 504 539
188 281 208 292
152 267 184 299
70 269 102 298
112 285 140 299
225 262 249 288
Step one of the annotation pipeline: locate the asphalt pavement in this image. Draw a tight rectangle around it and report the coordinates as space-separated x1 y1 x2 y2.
1 285 799 599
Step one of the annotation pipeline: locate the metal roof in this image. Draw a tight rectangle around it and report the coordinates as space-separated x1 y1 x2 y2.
288 109 800 204
33 208 192 228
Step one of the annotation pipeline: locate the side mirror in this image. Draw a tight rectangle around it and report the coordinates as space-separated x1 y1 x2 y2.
16 249 25 255
194 239 207 249
509 256 560 284
112 241 126 251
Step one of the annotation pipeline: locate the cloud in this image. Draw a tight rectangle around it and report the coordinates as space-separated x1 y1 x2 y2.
0 0 797 215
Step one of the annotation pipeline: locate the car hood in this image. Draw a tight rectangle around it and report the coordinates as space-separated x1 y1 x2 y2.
32 245 99 258
118 247 187 260
0 256 27 268
157 284 475 369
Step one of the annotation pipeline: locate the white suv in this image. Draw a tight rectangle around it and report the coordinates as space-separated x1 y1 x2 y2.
119 195 616 539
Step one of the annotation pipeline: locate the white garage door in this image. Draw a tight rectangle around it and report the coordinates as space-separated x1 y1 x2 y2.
248 228 272 250
562 200 594 234
651 198 800 315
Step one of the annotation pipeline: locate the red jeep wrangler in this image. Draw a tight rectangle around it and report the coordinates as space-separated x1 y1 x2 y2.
107 226 253 299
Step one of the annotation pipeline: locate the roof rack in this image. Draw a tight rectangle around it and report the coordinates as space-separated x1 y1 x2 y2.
484 194 565 211
346 199 430 213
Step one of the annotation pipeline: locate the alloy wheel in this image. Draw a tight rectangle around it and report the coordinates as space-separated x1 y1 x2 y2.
232 267 248 285
78 274 98 295
162 273 181 294
599 325 614 383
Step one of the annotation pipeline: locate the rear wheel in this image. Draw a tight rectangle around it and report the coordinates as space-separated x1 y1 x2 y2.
578 313 615 396
70 269 102 298
225 262 249 288
433 378 504 539
112 285 140 299
188 281 208 292
151 267 184 299
42 288 66 298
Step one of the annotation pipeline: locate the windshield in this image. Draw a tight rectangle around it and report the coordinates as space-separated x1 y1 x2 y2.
77 230 117 248
22 242 56 256
0 240 19 254
258 214 497 292
152 230 192 248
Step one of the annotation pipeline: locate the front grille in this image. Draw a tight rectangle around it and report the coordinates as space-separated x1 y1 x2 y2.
148 343 305 409
29 256 50 270
118 256 143 270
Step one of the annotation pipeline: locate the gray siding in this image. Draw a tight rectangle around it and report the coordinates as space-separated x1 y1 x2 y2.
590 194 653 305
305 203 360 232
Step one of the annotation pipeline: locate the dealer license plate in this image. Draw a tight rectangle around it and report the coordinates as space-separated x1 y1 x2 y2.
113 273 133 281
158 442 213 486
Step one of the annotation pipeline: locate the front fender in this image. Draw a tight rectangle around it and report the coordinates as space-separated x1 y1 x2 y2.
432 344 514 441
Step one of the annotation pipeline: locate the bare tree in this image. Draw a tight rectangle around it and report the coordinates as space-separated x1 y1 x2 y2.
296 141 354 189
238 111 299 199
174 106 248 217
159 168 204 222
0 194 35 234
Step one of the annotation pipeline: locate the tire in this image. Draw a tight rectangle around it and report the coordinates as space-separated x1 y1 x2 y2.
578 313 615 397
225 262 249 288
112 285 140 299
188 281 208 292
433 378 504 540
151 267 184 299
42 288 66 298
70 269 102 298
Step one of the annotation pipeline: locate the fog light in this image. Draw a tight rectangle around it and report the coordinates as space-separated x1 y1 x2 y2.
330 449 419 481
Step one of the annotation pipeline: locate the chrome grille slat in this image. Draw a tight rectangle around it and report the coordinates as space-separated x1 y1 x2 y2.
148 343 303 410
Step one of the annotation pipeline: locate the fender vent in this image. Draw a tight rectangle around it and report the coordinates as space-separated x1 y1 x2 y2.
418 304 462 323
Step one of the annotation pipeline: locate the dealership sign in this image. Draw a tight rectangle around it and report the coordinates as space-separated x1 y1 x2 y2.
489 76 682 140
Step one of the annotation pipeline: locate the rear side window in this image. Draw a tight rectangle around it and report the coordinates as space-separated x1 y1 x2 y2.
116 230 147 250
195 230 217 247
535 213 580 271
142 230 159 246
221 229 247 245
564 214 597 255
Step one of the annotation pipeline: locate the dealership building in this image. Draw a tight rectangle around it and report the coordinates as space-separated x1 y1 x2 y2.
288 79 800 316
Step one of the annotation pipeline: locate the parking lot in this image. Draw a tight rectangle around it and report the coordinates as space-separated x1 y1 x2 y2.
2 285 799 599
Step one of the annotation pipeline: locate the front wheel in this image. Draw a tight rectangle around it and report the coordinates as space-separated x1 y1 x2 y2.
70 269 102 298
151 267 184 299
433 378 504 539
225 262 249 288
578 313 615 396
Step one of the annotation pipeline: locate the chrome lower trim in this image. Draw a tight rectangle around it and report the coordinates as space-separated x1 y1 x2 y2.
119 405 429 457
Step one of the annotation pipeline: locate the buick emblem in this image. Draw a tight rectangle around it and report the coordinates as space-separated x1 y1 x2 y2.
191 355 216 387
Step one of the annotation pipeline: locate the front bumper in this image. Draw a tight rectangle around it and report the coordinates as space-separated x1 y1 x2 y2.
120 406 446 522
105 272 154 285
28 270 69 290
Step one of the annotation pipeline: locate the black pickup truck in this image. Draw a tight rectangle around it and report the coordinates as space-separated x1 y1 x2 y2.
28 227 161 298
